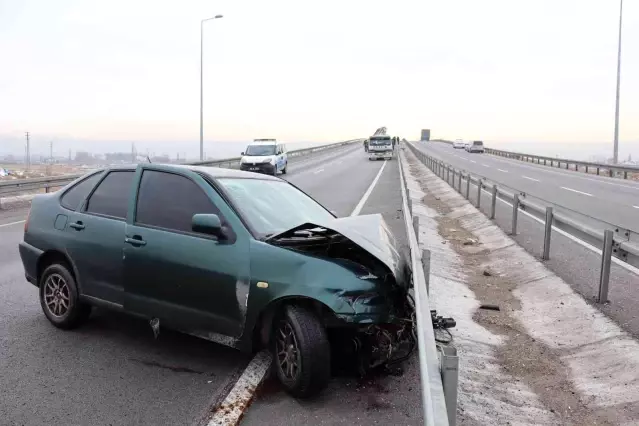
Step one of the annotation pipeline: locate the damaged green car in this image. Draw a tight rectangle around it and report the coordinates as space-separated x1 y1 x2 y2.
19 164 415 398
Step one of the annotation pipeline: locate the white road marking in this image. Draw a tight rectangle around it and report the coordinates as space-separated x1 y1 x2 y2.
207 350 272 426
469 160 477 163
0 220 26 228
522 176 541 182
482 164 489 167
634 206 639 209
561 187 593 197
313 168 324 174
497 169 508 173
350 160 387 216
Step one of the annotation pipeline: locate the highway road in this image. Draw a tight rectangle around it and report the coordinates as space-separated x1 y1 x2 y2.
417 142 639 235
412 141 639 340
0 144 422 425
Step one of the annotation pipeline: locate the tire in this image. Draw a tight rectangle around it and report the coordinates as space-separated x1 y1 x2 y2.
39 263 91 330
282 163 287 174
272 305 330 398
272 165 278 176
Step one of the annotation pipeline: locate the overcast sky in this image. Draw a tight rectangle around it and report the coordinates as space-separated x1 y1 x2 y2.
1 0 637 156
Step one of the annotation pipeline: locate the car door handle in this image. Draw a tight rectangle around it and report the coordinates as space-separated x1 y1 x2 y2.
69 221 85 230
124 236 147 247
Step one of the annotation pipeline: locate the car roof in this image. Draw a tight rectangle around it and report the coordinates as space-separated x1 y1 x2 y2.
249 140 278 145
159 164 282 181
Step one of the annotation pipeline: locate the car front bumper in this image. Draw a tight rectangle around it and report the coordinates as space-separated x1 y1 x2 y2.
240 163 276 174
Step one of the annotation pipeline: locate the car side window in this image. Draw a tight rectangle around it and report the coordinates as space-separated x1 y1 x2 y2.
135 170 222 235
85 171 135 219
60 172 103 211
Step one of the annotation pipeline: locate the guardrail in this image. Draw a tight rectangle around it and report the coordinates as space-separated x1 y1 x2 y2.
407 142 639 304
398 148 456 426
0 139 362 197
485 147 639 180
425 139 639 180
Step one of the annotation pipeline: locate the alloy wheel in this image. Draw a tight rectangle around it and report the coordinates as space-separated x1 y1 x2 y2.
43 273 71 317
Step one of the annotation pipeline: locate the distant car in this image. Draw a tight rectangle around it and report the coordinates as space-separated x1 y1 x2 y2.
452 140 465 149
467 141 485 153
239 139 287 175
19 164 415 398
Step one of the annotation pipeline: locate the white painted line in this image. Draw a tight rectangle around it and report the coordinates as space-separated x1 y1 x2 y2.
482 164 489 167
0 220 26 228
522 176 541 182
207 350 272 426
313 168 324 174
634 206 639 209
560 187 593 197
478 186 639 276
350 160 387 216
469 160 477 163
497 169 509 173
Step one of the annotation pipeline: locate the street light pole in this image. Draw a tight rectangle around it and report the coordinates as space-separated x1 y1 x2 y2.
613 0 623 164
200 14 223 161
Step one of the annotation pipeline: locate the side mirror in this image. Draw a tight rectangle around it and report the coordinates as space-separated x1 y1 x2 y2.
192 214 224 238
241 152 245 156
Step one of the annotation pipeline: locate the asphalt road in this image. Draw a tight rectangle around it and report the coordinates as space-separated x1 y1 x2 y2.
411 141 639 340
417 142 639 234
0 143 421 425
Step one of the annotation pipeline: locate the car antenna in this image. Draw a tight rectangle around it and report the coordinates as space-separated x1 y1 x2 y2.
146 156 152 163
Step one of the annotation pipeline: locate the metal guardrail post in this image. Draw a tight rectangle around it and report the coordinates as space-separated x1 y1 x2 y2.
512 194 520 235
490 185 498 219
439 345 458 426
465 175 470 200
598 230 614 303
542 207 553 260
457 171 462 193
476 179 482 208
422 249 431 294
447 166 450 183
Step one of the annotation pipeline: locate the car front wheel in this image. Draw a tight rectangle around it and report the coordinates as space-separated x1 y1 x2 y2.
39 263 91 329
272 305 330 398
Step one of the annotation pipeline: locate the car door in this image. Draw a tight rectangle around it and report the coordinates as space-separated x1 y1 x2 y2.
64 170 135 305
122 168 250 338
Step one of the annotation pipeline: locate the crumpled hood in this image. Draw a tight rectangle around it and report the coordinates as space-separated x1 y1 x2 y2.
265 214 409 288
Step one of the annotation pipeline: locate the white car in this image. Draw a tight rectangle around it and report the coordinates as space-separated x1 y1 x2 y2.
240 139 288 175
453 140 465 149
467 141 485 153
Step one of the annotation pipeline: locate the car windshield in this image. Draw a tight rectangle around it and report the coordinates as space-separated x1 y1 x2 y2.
370 138 391 146
245 145 276 156
216 178 334 237
473 141 483 146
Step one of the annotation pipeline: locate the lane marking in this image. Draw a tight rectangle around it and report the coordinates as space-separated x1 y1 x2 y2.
522 176 541 182
469 160 477 163
412 143 639 276
560 186 593 197
350 160 387 216
482 164 489 167
313 168 324 174
498 169 509 173
207 350 272 426
0 220 26 228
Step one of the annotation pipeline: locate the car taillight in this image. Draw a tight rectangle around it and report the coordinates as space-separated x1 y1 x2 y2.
24 209 31 233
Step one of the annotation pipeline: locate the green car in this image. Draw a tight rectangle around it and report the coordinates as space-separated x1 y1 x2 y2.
19 164 414 398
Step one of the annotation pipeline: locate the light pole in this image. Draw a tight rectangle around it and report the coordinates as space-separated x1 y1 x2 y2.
200 14 224 162
613 0 623 164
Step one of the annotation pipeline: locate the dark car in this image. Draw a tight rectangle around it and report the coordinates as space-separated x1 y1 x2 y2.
19 164 414 398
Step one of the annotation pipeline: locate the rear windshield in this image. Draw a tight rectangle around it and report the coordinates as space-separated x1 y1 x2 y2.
473 141 483 146
245 145 276 156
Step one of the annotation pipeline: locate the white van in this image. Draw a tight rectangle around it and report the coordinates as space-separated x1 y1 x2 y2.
240 139 288 175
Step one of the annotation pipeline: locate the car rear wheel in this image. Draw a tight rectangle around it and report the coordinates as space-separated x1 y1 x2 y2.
272 305 330 398
282 163 287 174
39 263 91 329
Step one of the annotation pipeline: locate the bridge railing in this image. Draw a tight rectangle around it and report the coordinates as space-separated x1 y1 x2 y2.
398 148 457 426
423 139 639 180
0 139 362 197
407 142 639 304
